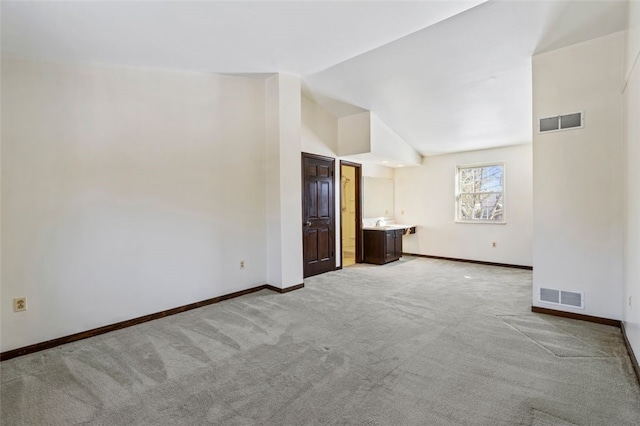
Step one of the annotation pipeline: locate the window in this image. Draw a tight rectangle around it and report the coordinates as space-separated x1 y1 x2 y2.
456 163 504 223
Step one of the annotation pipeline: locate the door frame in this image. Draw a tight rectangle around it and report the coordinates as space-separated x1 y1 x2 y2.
339 160 363 266
301 152 337 278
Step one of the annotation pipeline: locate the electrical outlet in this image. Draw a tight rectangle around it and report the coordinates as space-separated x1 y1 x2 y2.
492 242 497 248
629 295 633 308
14 297 27 312
240 260 245 269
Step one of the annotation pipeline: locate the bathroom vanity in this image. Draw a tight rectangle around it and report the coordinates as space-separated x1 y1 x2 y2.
362 225 416 265
361 176 415 265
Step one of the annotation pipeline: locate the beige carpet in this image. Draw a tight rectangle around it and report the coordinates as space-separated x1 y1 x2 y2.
2 257 639 425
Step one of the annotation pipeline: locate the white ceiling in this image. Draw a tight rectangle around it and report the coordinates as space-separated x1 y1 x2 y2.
306 0 629 155
1 1 486 75
1 0 629 156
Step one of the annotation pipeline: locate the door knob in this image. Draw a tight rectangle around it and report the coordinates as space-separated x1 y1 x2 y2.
306 221 312 226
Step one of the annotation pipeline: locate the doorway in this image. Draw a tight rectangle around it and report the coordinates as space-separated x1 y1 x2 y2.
302 153 336 278
340 161 362 267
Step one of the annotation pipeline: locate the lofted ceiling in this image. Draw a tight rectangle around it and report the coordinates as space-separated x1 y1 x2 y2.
1 0 629 156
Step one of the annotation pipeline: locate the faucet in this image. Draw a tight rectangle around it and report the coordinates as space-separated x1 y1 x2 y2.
375 218 384 227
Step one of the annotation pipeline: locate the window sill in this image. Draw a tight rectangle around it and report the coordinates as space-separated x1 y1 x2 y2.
455 220 507 225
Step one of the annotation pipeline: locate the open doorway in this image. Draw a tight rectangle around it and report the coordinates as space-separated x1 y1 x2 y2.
340 161 362 267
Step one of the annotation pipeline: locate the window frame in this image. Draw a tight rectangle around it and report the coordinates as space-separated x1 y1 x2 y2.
455 162 506 224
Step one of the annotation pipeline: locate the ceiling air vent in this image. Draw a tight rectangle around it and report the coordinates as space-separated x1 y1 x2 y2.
539 287 584 309
538 112 583 133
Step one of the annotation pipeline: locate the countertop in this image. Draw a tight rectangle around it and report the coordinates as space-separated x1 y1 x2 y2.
362 224 416 231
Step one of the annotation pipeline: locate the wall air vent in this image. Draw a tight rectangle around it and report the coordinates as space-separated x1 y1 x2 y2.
538 112 583 133
539 287 584 309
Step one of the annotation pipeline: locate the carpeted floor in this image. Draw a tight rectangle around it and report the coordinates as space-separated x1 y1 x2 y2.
1 257 639 425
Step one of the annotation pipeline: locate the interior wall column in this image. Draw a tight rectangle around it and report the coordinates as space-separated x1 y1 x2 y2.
265 74 303 289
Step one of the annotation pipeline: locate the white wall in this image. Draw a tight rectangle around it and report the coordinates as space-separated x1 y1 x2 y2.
265 74 303 289
370 114 422 167
336 111 422 167
623 1 640 362
1 58 267 352
338 112 371 156
301 94 338 158
625 0 640 83
395 144 533 266
266 76 284 287
532 32 625 320
361 163 394 179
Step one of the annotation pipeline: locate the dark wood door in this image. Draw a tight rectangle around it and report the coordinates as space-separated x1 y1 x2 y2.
302 153 335 278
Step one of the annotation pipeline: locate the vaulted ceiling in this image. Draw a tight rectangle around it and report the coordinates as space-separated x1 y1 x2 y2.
1 1 629 156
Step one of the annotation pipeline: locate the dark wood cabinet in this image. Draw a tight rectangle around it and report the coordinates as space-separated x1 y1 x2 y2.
364 229 404 265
